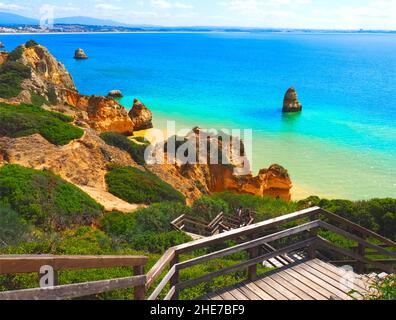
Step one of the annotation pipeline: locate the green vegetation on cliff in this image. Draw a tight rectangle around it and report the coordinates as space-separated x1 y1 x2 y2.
100 132 148 165
0 165 104 232
105 166 186 205
0 103 83 145
0 62 31 99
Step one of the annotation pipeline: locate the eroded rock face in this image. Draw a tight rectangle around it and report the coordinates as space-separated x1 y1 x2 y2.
65 91 134 135
283 87 302 113
0 129 134 190
74 48 88 59
17 44 77 104
128 99 153 131
151 128 293 201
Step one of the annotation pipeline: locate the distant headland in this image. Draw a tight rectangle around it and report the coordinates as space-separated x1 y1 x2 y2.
0 12 395 34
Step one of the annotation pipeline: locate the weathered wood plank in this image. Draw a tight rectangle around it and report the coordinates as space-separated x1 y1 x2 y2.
148 266 176 301
307 260 369 293
269 273 314 300
245 280 286 300
283 268 335 299
0 275 146 300
290 264 353 300
259 277 301 300
0 255 148 275
275 271 327 300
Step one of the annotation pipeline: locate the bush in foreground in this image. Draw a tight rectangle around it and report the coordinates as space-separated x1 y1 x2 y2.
105 166 186 205
0 165 104 231
0 103 83 145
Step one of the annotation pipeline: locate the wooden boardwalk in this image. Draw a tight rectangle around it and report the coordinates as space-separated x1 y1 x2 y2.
203 259 375 301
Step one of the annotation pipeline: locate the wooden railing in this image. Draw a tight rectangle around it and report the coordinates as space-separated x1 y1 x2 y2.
0 255 148 300
1 207 395 300
147 207 396 300
171 211 255 237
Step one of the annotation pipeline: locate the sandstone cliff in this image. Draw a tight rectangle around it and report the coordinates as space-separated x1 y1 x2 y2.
129 99 153 131
5 42 148 135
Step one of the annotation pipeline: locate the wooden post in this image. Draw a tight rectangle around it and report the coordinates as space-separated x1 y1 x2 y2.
356 243 366 274
248 234 258 281
308 212 320 259
133 265 145 300
170 254 180 300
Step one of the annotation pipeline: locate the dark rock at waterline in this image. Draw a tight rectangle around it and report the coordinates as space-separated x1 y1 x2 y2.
282 87 302 113
0 42 4 48
74 48 88 59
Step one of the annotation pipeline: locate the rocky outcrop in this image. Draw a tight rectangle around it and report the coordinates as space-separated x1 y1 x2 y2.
107 90 123 98
129 98 153 131
74 48 88 59
150 128 293 201
65 91 134 135
0 42 4 48
283 87 302 113
0 51 7 65
16 43 77 104
7 42 139 135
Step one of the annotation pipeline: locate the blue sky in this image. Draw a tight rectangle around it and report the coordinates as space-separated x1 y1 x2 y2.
1 0 396 29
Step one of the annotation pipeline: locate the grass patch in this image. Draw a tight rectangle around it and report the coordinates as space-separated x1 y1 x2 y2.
100 132 148 165
0 61 31 99
106 166 186 205
0 103 83 145
0 164 104 231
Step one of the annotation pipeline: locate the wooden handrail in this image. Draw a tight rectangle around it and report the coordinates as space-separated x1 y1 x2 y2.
0 255 148 275
0 255 148 300
0 275 146 300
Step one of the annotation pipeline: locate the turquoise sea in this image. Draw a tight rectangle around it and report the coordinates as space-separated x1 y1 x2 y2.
2 32 396 200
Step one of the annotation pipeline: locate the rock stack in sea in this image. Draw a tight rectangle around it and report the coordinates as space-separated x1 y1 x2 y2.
128 98 153 131
107 90 123 98
74 48 88 59
0 42 4 48
282 87 302 113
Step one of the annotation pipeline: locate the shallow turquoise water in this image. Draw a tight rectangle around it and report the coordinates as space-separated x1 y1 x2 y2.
2 32 395 199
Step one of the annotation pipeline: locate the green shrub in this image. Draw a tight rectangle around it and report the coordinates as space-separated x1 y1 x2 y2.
0 103 83 145
101 202 190 241
7 46 24 62
0 62 31 98
0 205 31 247
25 40 39 48
130 231 192 254
30 92 49 106
299 197 396 240
100 132 148 165
192 196 230 221
212 191 299 221
364 275 396 300
47 86 58 105
0 165 104 231
105 166 185 205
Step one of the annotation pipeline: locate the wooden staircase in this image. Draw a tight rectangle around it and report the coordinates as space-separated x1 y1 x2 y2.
1 207 394 300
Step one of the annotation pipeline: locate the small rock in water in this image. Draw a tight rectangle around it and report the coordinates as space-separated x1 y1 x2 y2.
74 48 88 59
0 42 4 48
107 90 123 98
282 87 302 113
